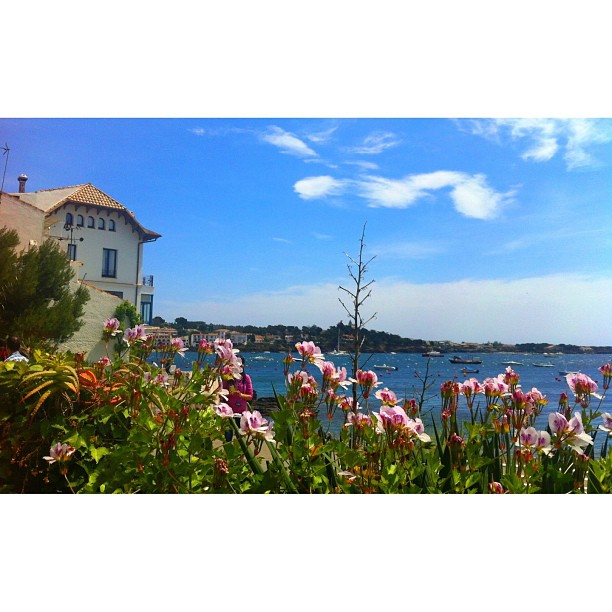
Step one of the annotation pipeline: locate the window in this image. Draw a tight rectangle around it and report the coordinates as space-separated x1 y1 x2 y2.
108 219 116 231
76 214 84 227
87 216 95 228
67 243 77 261
98 218 105 230
141 295 153 325
102 248 117 277
107 291 124 299
65 212 74 226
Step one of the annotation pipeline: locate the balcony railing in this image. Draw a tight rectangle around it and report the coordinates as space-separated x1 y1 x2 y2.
142 275 154 286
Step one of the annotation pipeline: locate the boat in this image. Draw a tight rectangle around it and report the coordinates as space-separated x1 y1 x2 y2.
422 350 444 357
532 362 554 367
448 356 483 364
329 329 349 356
373 364 398 371
559 370 580 376
501 360 524 366
461 367 479 374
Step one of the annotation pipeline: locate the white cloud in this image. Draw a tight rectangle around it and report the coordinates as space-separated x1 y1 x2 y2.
272 237 291 244
449 174 513 220
158 273 612 346
261 126 317 157
359 171 513 219
294 170 512 219
464 118 612 170
189 127 206 136
348 132 400 154
294 175 347 199
305 126 337 143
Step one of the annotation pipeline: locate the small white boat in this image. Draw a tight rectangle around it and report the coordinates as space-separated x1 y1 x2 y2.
501 360 524 366
422 351 444 357
373 364 398 371
559 370 580 376
532 362 554 367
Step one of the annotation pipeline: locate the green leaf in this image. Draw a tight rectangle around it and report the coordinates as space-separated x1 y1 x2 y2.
90 446 110 463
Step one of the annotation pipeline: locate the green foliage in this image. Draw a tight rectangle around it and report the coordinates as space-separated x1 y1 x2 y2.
1 323 611 494
0 231 89 347
114 300 142 328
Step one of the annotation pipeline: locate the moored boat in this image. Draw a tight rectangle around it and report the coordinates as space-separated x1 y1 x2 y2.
501 360 524 366
532 362 554 367
373 364 398 371
422 350 444 357
448 355 483 364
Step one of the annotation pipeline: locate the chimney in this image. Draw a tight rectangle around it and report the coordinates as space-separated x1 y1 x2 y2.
18 174 28 193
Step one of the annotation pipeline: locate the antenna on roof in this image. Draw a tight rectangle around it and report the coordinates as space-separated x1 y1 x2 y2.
1 143 9 196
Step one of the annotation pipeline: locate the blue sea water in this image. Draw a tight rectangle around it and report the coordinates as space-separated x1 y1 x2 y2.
173 350 612 455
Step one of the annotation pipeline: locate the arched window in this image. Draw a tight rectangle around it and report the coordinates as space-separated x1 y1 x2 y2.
76 214 84 227
98 218 105 230
87 216 95 228
65 212 74 226
108 219 116 232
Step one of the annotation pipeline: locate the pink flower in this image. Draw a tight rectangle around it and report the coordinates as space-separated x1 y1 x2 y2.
599 412 612 435
321 361 350 392
97 356 111 367
103 317 121 337
548 411 593 453
375 387 398 406
43 442 76 465
460 378 482 397
598 364 612 390
240 410 275 441
566 372 600 407
295 341 325 370
170 337 187 357
345 412 373 429
125 324 148 344
214 403 235 418
349 369 381 398
198 339 213 354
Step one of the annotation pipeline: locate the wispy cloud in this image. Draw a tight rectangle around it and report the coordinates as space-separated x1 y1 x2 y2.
159 273 612 345
312 232 333 241
347 132 400 155
261 126 317 157
462 119 612 169
370 240 443 259
295 170 515 220
304 125 337 144
344 160 380 171
189 127 206 136
294 175 347 199
272 237 291 244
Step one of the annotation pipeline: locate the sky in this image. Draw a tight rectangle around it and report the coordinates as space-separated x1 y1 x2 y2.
2 4 612 350
3 117 611 346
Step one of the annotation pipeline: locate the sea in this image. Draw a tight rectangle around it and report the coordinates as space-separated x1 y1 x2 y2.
172 350 612 455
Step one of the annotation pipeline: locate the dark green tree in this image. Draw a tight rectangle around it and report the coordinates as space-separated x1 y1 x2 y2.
0 228 89 348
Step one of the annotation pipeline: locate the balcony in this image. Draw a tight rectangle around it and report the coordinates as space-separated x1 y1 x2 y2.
142 275 154 286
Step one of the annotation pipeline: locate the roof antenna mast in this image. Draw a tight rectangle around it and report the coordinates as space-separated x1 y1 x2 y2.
0 143 9 196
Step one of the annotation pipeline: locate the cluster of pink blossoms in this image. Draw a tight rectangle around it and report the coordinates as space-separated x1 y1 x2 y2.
214 338 242 380
294 341 325 371
349 369 382 399
566 372 601 408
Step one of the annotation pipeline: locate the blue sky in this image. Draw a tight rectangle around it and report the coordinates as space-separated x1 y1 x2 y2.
3 117 611 346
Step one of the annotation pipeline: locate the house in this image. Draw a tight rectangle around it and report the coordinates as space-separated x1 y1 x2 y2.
0 185 46 252
8 175 161 323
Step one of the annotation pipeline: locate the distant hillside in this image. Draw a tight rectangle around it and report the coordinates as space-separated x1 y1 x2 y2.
153 317 612 355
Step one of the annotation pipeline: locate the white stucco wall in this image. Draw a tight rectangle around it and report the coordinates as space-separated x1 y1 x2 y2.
0 193 45 252
57 272 126 363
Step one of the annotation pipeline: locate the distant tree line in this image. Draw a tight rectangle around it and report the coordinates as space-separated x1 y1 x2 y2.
148 315 612 355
